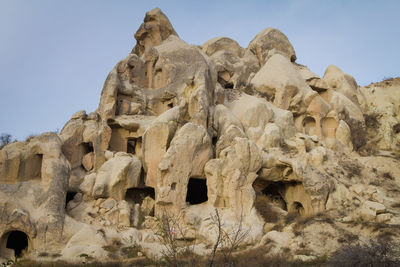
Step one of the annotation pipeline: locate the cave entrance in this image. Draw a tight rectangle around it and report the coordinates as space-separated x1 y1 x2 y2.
186 178 208 205
66 191 77 208
71 142 93 169
127 137 142 156
5 231 28 258
18 154 43 181
303 117 316 136
262 183 287 211
125 187 155 217
292 201 305 216
125 187 155 204
321 117 338 139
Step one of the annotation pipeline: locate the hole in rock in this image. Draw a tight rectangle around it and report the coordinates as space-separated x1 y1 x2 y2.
18 154 43 180
293 201 305 216
262 183 287 211
125 187 155 205
167 102 173 109
303 117 316 136
66 191 77 208
212 136 218 147
127 137 142 155
224 82 234 89
82 142 94 153
393 123 400 134
186 178 208 205
6 231 28 258
71 142 93 169
171 182 176 190
321 117 338 138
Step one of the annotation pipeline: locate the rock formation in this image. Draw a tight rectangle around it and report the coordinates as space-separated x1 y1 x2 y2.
1 8 399 264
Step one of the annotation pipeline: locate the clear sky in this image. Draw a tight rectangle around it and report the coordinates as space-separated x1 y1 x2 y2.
1 0 399 141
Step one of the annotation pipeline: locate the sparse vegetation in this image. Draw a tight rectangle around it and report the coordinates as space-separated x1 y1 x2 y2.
328 239 400 267
340 159 362 178
364 113 380 129
383 172 394 180
0 133 12 149
284 212 299 224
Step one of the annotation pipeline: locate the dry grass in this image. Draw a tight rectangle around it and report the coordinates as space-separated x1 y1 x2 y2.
327 239 400 267
364 113 380 129
12 260 123 267
340 159 362 178
383 172 394 180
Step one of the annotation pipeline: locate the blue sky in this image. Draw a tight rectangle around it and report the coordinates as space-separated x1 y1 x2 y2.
1 0 399 140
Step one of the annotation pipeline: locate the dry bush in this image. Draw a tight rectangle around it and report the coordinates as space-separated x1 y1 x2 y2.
328 239 400 267
206 209 250 267
364 113 380 129
121 244 142 258
153 210 195 267
254 195 280 223
230 247 288 267
0 133 12 149
284 212 298 224
12 260 123 267
383 172 394 180
340 160 362 178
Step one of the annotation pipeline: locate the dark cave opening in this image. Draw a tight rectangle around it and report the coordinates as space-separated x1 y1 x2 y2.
66 191 77 208
125 187 155 216
186 178 208 205
6 231 28 258
262 183 287 211
127 137 142 155
18 153 43 180
293 201 305 216
125 187 155 204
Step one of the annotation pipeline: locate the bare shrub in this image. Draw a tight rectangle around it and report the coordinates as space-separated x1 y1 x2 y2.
328 240 400 267
206 208 250 267
284 212 298 224
364 113 380 129
383 172 394 180
340 160 362 178
0 133 12 149
153 210 198 266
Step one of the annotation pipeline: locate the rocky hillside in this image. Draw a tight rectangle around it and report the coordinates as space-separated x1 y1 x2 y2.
0 8 399 265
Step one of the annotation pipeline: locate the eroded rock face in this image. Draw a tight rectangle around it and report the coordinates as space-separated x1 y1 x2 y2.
248 27 297 66
1 8 400 264
0 133 70 257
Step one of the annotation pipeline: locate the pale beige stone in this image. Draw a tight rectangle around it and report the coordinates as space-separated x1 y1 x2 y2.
81 152 94 171
248 27 296 65
1 7 400 263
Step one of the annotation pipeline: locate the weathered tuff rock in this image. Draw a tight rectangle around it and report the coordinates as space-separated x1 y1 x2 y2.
1 8 400 264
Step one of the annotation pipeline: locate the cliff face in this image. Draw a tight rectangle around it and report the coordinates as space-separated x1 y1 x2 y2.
0 8 400 264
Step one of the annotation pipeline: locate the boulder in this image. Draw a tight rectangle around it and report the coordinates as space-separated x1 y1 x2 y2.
251 54 314 111
92 153 141 200
202 37 245 57
248 27 296 66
